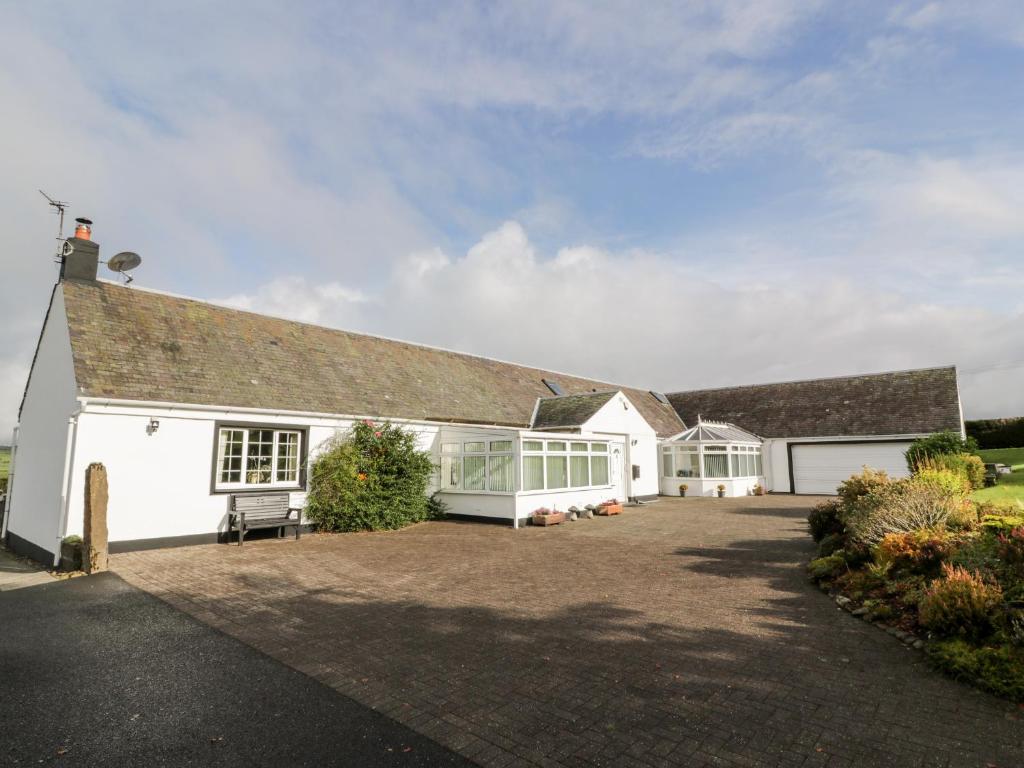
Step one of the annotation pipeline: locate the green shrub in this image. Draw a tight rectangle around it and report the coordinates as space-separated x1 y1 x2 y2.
949 532 1001 575
807 553 847 581
817 532 844 557
905 431 979 471
981 513 1024 535
425 492 450 520
910 467 970 497
914 454 985 490
837 467 891 506
875 530 951 576
918 563 1003 640
927 640 1024 701
808 499 844 543
965 416 1024 450
847 481 963 546
305 421 435 532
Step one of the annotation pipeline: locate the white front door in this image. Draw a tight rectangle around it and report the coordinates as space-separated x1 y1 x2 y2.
610 442 626 502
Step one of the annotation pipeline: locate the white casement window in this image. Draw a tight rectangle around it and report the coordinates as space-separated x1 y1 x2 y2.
666 446 699 478
728 445 763 477
216 427 302 490
521 439 611 492
702 445 729 478
440 438 515 493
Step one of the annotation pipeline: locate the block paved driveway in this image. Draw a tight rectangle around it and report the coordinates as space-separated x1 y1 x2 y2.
113 497 1023 768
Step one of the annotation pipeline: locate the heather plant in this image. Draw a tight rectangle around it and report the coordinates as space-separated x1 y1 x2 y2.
875 530 951 576
306 421 435 532
918 563 1003 640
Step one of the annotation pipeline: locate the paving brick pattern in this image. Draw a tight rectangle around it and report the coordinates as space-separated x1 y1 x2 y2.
113 498 1023 767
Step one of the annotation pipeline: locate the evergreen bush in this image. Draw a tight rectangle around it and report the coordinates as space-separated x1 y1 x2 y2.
306 421 435 532
905 431 979 472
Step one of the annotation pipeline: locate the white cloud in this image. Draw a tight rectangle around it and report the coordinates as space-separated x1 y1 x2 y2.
893 1 1024 47
219 222 1024 420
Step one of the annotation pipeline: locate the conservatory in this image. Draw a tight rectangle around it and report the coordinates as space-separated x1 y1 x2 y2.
659 420 764 498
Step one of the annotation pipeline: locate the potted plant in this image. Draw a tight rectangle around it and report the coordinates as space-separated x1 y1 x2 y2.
60 535 83 571
596 498 623 516
531 507 565 526
752 483 765 496
678 483 688 497
716 484 726 498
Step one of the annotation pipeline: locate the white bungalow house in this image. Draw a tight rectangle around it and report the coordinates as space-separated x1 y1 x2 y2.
1 226 965 564
1 228 683 565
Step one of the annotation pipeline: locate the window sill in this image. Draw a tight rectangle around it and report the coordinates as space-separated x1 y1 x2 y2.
212 486 305 495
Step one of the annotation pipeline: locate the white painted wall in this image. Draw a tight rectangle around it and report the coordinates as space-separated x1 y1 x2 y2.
582 392 659 498
53 390 662 544
660 477 765 498
5 288 79 559
763 439 792 493
63 402 442 545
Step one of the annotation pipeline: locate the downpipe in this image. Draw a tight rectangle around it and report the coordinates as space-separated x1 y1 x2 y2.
54 412 81 568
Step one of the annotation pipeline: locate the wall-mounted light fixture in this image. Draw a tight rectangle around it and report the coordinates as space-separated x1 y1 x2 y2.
147 418 160 435
631 439 638 446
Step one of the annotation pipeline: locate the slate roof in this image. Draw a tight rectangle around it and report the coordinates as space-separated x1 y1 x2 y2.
531 391 617 431
61 280 685 436
667 367 962 439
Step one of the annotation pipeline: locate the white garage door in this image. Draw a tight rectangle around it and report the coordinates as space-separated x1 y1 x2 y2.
791 442 912 495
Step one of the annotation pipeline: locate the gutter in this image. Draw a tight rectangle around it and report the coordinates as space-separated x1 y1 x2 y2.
77 397 526 431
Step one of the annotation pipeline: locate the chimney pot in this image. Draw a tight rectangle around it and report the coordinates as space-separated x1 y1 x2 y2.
74 217 93 240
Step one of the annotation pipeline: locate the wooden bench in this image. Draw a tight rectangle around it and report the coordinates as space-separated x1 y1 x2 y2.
228 493 302 546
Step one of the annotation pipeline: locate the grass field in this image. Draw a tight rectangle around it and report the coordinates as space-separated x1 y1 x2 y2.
972 447 1024 505
0 447 10 484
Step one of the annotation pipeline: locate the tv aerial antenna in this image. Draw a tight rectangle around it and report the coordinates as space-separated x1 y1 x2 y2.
39 189 70 263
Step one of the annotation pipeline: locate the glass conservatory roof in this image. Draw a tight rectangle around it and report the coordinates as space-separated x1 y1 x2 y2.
669 420 761 444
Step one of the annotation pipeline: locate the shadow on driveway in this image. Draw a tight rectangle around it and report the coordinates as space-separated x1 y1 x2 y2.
0 573 470 767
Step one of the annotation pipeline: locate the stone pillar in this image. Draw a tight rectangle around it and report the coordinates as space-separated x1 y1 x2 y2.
84 463 108 574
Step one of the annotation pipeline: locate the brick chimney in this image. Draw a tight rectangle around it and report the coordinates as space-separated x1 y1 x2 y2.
60 217 99 282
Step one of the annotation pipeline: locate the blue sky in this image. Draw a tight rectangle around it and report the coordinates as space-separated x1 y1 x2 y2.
1 1 1023 437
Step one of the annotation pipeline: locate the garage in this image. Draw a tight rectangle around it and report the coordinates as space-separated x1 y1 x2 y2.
790 441 913 495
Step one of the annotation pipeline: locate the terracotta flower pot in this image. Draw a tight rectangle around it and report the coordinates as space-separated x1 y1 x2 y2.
532 511 565 526
597 503 623 516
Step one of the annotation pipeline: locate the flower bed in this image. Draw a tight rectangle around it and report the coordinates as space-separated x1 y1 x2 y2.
805 461 1024 702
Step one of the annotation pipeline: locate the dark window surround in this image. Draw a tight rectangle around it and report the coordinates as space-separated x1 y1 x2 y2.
209 421 310 495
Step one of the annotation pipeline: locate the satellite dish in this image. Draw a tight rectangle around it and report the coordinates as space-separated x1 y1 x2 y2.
107 251 142 274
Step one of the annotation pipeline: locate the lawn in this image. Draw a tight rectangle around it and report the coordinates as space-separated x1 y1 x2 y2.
972 447 1024 505
0 447 9 485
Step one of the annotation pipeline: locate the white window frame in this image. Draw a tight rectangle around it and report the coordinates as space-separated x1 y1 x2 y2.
439 437 516 495
214 426 304 491
520 437 612 494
